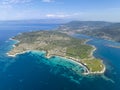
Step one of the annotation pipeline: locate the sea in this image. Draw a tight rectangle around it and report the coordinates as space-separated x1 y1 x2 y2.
0 22 120 90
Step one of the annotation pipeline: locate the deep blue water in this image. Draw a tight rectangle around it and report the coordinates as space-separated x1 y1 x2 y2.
0 23 120 90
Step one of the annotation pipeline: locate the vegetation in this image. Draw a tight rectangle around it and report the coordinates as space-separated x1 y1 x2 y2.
57 21 120 42
9 30 105 74
81 59 104 72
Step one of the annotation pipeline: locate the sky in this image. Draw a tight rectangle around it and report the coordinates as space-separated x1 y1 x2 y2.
0 0 120 22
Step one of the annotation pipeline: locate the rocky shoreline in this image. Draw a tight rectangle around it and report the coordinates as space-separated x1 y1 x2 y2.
7 37 105 75
7 30 106 75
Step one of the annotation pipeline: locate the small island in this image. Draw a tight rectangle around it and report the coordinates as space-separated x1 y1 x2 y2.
7 31 105 74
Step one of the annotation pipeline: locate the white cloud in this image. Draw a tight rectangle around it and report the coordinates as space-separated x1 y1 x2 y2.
46 14 69 18
0 4 12 8
46 14 70 18
1 0 32 5
0 0 32 9
46 13 82 18
0 9 44 20
42 0 54 3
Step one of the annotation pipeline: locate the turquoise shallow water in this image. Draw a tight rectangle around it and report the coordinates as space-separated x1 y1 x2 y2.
0 23 120 90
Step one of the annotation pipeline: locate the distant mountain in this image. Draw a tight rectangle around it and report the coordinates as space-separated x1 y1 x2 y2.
0 19 69 24
57 21 120 42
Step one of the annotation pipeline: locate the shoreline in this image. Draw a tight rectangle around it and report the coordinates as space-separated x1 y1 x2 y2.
7 51 29 57
7 49 91 74
83 39 106 74
84 39 97 58
90 44 97 58
7 37 105 75
9 38 20 43
7 48 105 75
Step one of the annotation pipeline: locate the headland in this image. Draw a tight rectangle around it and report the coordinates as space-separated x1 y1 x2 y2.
7 31 105 74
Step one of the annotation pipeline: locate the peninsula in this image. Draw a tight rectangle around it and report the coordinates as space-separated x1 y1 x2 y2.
7 31 105 74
